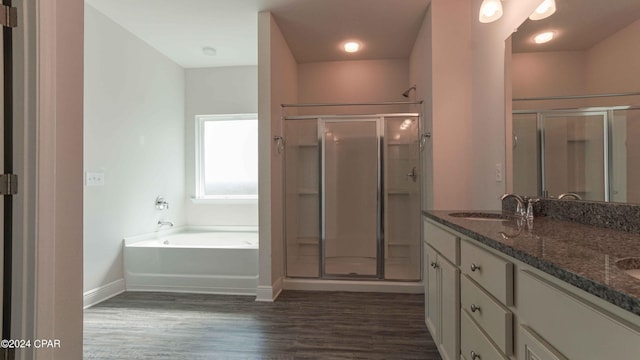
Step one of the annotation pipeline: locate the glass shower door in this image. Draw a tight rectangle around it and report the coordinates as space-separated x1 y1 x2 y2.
322 119 380 277
542 111 607 201
384 116 421 280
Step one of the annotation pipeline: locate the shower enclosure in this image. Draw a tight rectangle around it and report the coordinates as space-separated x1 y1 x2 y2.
284 114 421 281
512 105 640 202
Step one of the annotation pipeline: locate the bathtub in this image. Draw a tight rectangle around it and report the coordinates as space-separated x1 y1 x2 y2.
124 229 258 295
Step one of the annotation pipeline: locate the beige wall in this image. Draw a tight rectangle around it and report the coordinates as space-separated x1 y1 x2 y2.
429 0 473 210
587 19 640 96
258 12 298 299
38 0 85 357
409 7 432 210
470 0 541 210
297 59 410 115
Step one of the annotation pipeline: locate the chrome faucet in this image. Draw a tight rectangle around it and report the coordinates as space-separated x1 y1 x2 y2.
558 192 582 200
500 193 526 217
158 220 174 228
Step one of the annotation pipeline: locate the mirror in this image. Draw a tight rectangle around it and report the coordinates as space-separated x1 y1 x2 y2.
508 0 640 203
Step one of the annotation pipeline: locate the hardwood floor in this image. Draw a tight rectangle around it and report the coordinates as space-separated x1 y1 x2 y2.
84 291 441 359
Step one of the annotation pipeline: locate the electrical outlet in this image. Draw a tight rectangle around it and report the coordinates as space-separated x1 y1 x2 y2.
86 172 105 186
495 163 503 182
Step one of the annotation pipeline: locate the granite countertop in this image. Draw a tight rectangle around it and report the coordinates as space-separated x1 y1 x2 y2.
423 210 640 316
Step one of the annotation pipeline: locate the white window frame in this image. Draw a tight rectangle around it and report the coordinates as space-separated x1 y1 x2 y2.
194 113 258 204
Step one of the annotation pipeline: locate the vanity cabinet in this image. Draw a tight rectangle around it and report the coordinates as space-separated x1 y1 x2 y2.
423 215 640 360
518 269 640 359
424 220 460 360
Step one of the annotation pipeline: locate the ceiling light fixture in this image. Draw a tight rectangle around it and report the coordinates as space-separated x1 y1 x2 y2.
343 41 361 53
479 0 503 23
529 0 556 20
202 46 217 56
534 31 555 44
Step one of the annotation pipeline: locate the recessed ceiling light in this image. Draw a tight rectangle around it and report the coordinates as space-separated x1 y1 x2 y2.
534 31 555 44
343 41 361 53
202 46 217 56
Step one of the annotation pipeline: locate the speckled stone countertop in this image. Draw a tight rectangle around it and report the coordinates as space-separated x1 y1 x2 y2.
423 210 640 316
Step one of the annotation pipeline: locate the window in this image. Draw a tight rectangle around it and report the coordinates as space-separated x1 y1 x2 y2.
195 114 258 202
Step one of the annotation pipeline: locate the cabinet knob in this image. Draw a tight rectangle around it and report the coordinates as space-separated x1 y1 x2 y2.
470 350 480 360
430 261 439 269
470 263 481 272
470 304 480 313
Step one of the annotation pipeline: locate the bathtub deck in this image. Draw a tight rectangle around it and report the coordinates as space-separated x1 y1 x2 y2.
83 290 440 359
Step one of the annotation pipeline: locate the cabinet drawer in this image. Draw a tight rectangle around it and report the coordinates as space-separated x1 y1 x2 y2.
460 239 513 305
461 275 512 355
424 220 459 262
461 310 508 360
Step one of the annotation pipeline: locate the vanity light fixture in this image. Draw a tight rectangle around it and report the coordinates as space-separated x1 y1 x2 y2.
479 0 503 23
343 41 361 53
529 0 556 20
534 31 555 44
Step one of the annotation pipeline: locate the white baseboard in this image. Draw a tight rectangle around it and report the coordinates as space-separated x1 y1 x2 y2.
283 278 424 293
83 278 126 309
255 276 283 302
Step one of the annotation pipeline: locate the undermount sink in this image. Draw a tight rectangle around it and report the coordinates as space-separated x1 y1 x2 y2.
448 212 517 221
615 258 640 280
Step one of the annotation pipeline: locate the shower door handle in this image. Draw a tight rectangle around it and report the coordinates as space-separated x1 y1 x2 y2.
406 167 417 182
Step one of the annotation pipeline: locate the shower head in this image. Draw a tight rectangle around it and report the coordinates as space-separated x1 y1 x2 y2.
402 85 416 98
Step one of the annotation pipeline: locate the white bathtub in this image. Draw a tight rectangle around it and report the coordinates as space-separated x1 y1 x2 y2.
124 229 258 295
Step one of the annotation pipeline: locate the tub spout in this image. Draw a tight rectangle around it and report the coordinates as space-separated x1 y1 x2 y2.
158 220 174 228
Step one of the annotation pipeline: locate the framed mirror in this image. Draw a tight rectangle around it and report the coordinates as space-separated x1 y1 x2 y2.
508 0 640 203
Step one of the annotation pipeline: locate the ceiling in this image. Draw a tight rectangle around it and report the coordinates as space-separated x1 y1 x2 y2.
512 0 640 53
86 0 429 68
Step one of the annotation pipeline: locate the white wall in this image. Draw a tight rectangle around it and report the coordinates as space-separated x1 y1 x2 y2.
84 5 186 298
184 66 258 226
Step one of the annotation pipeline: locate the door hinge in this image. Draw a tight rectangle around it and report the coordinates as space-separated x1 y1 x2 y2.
0 174 18 195
0 4 17 28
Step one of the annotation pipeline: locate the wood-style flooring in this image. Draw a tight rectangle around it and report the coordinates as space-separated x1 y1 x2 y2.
83 290 441 359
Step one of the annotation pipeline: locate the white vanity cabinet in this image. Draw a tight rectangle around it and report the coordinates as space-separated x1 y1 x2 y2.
424 220 460 360
518 269 640 359
423 215 640 360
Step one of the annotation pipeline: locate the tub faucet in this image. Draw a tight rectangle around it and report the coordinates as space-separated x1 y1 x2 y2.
158 220 174 228
500 193 526 217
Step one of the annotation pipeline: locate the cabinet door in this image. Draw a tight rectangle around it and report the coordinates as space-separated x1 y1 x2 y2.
425 245 439 340
439 256 460 360
519 325 567 360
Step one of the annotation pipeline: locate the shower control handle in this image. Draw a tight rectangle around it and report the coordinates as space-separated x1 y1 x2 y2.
406 166 418 182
